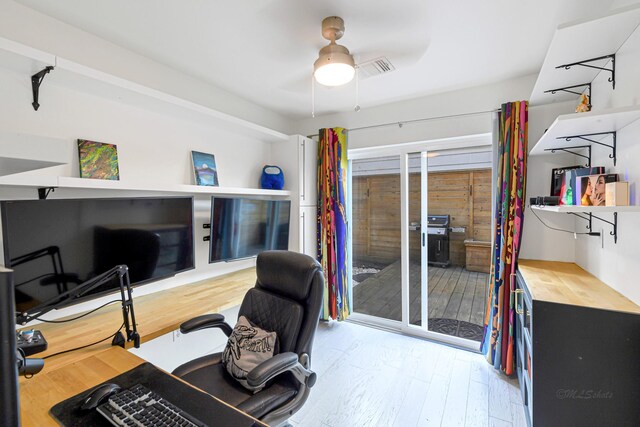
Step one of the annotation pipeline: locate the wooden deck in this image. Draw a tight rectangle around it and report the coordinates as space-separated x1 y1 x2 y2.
353 261 488 328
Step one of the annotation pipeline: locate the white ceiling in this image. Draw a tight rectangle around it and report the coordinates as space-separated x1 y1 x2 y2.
16 0 617 119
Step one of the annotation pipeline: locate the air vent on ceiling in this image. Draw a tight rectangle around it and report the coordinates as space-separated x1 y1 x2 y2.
357 57 396 79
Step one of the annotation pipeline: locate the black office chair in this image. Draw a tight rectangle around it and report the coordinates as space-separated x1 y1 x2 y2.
172 250 324 425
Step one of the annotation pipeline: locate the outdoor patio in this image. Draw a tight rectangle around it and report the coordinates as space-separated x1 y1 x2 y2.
353 261 488 341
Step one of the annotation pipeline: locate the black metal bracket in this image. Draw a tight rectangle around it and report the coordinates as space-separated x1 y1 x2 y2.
544 145 591 167
37 187 56 200
556 131 617 166
556 54 616 90
203 236 210 242
569 211 617 243
544 82 592 107
31 66 54 111
203 223 211 229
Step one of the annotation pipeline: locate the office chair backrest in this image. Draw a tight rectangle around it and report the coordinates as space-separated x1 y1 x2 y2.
239 251 323 357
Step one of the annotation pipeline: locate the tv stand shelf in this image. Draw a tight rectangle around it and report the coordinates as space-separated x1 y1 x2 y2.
0 175 290 197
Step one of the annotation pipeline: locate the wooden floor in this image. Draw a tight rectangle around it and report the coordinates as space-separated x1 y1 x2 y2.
290 321 526 427
353 260 489 327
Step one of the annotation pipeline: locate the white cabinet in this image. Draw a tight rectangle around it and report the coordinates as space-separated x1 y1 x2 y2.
300 206 317 258
272 135 317 256
298 136 317 207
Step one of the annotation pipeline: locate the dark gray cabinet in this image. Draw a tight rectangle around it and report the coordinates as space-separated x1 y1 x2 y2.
515 263 640 426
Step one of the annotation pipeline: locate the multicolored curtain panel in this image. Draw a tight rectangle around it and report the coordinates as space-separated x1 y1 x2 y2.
481 101 528 375
317 127 350 321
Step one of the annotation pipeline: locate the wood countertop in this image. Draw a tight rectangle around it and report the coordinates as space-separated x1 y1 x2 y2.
517 259 640 314
19 347 266 427
19 267 256 377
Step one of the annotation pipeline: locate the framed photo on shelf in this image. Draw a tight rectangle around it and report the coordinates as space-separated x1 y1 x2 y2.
77 139 120 180
191 151 219 186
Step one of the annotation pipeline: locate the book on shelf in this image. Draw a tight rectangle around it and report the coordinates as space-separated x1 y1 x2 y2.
578 174 618 206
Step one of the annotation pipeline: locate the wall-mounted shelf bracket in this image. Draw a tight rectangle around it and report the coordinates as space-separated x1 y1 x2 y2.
37 187 56 200
569 211 617 243
544 145 591 167
569 212 601 238
556 54 616 89
544 82 592 107
31 66 54 111
556 131 616 165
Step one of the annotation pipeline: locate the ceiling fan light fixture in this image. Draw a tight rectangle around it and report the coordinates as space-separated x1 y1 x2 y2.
313 43 355 86
313 16 355 87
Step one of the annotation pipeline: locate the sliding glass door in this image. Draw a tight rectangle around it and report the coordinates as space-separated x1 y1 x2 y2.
350 139 492 349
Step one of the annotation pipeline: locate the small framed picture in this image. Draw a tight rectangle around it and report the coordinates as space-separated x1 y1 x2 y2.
191 151 219 186
77 139 120 180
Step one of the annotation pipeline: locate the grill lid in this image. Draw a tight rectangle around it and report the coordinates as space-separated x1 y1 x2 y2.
427 215 450 227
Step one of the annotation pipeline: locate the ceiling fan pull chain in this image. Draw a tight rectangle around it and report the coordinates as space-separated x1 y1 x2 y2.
311 73 315 118
355 66 361 112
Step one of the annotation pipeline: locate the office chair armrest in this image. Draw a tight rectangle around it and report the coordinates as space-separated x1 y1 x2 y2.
247 352 317 390
179 314 233 337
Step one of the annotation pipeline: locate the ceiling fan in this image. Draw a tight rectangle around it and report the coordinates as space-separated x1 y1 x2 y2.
312 16 400 88
313 16 356 86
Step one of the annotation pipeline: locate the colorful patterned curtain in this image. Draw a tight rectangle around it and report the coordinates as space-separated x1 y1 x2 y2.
481 101 528 375
317 127 350 321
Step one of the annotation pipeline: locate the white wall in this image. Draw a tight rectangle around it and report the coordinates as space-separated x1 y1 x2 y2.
294 74 538 147
573 22 640 304
520 100 578 262
0 60 272 321
0 0 292 134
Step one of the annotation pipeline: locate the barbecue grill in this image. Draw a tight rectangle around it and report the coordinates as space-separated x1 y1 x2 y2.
427 215 450 267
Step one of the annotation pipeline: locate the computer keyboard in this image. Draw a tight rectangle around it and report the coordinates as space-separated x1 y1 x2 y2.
96 383 209 427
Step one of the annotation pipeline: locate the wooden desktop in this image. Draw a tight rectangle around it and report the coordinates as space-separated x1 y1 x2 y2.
18 267 264 426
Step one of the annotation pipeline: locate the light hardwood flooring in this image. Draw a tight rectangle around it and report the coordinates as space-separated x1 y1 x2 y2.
290 320 526 427
136 306 526 427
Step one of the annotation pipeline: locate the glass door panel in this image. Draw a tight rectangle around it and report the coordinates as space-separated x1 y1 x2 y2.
408 153 427 327
424 150 492 342
352 156 402 322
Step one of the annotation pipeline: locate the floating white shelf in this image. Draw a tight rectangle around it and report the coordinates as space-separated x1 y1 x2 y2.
530 205 640 213
56 177 291 196
0 38 289 143
0 131 69 176
529 105 640 157
0 175 290 197
530 4 640 106
531 205 639 244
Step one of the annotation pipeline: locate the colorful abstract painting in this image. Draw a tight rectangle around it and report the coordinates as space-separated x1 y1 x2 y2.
191 151 219 186
317 127 350 321
77 139 120 180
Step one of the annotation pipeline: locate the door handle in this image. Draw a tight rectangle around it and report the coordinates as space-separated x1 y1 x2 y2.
300 141 306 201
301 211 305 252
513 289 524 315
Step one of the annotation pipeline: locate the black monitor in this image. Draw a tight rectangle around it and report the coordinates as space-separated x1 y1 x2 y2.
208 197 290 263
1 197 195 313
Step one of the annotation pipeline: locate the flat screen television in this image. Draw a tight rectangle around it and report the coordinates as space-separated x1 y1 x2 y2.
209 197 290 263
1 197 194 313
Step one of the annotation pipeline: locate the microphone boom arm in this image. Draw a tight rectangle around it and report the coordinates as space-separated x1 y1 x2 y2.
16 265 141 348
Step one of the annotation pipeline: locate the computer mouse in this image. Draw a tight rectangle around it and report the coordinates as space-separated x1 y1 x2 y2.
79 383 121 411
